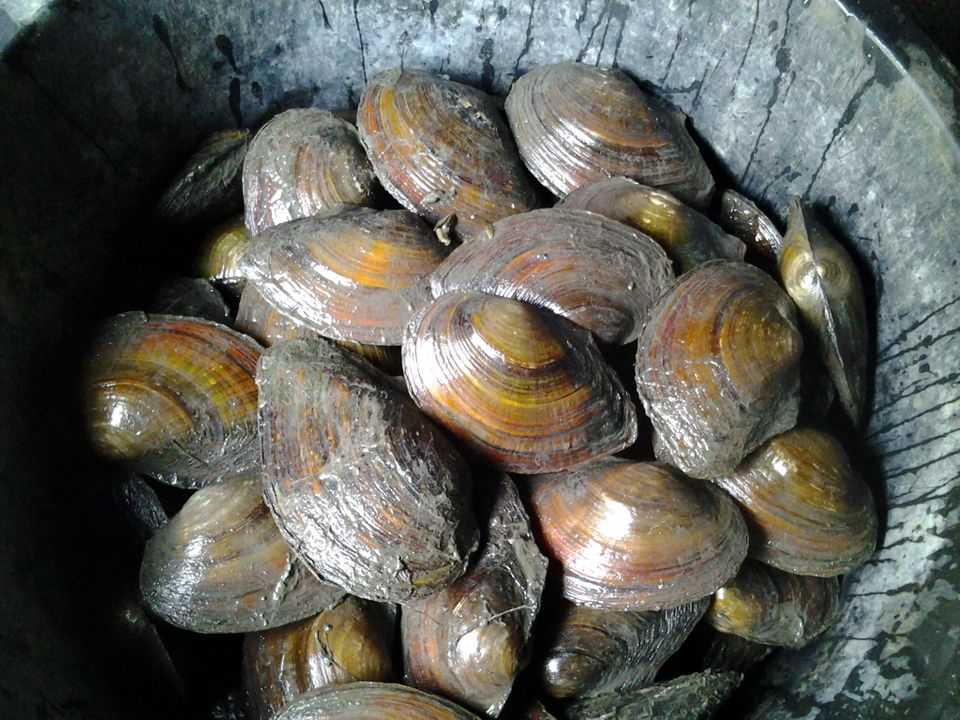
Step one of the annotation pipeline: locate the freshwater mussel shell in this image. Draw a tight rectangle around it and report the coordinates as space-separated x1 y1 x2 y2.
357 69 538 239
714 189 784 274
430 208 674 344
243 596 397 720
275 682 482 719
84 313 261 488
139 473 345 633
523 458 748 611
401 474 548 716
243 109 378 235
149 277 232 325
504 62 715 208
714 427 877 576
559 178 744 274
194 214 252 295
636 260 803 479
243 206 448 346
403 292 637 474
257 338 478 602
697 627 774 675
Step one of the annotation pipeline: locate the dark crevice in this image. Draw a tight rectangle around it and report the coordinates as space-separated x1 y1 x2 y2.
352 0 367 83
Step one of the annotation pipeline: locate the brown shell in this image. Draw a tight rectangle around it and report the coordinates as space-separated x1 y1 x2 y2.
698 628 774 675
401 474 548 716
139 473 345 633
714 427 877 576
504 62 715 208
357 69 538 240
523 458 748 611
243 109 378 235
257 338 478 602
84 313 261 488
706 560 839 648
243 206 448 346
714 189 785 274
781 197 869 425
275 682 481 720
636 260 803 480
403 292 637 474
503 697 558 720
243 596 397 720
429 208 674 344
149 277 232 325
560 178 745 274
194 214 252 296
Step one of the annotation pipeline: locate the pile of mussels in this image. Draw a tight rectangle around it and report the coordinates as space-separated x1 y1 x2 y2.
86 62 877 720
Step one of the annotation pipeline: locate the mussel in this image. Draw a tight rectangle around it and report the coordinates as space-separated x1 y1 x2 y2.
194 214 252 296
243 596 397 720
257 338 478 602
523 458 748 611
84 313 261 488
780 197 869 425
274 682 481 719
357 69 538 240
150 277 232 325
139 473 345 633
403 292 637 473
559 178 744 274
115 475 168 546
697 627 774 675
713 189 785 274
636 260 803 479
713 427 877 576
505 62 714 208
429 208 673 344
242 206 448 346
243 109 378 235
401 474 548 716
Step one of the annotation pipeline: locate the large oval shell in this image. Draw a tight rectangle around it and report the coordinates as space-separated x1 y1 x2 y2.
150 277 232 325
523 458 748 611
636 260 803 480
713 189 784 274
401 474 548 716
194 214 252 296
505 63 714 208
780 197 869 425
429 208 673 344
243 206 447 346
84 313 261 488
243 109 378 235
139 473 345 633
403 292 637 474
257 338 478 602
243 596 397 720
714 427 877 576
559 178 744 274
357 69 537 239
275 682 481 720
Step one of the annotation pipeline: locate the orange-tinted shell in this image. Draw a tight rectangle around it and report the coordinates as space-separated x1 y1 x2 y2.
194 214 252 295
275 683 481 720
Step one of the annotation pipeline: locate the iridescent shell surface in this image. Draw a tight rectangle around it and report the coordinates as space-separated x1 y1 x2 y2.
275 682 482 720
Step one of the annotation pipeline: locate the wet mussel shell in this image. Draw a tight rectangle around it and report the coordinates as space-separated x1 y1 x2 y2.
274 682 482 719
713 189 785 274
194 214 253 296
149 277 232 325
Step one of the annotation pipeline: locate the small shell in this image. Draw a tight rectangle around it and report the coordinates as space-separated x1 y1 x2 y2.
357 69 538 239
505 63 715 208
714 189 784 273
430 208 674 344
84 313 261 488
194 214 253 296
698 628 774 675
780 198 869 425
243 596 397 720
243 206 448 345
401 474 548 716
523 458 748 611
714 427 877 576
636 261 803 479
150 277 232 325
139 473 345 633
257 338 478 602
114 475 168 545
403 292 637 474
560 178 744 274
275 683 482 720
243 109 378 235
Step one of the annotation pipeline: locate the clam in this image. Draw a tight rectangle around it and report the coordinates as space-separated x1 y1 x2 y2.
534 597 708 700
504 62 714 208
636 260 803 479
714 427 877 577
243 109 378 235
257 338 478 602
357 69 538 239
274 682 481 720
780 197 869 425
242 206 448 346
157 128 249 224
194 214 252 296
429 208 674 344
714 189 784 273
243 596 397 720
84 313 261 488
698 628 774 675
150 277 232 325
559 178 744 274
401 474 548 716
503 697 558 720
523 458 748 611
706 560 839 648
139 473 345 633
403 292 637 473
115 475 168 545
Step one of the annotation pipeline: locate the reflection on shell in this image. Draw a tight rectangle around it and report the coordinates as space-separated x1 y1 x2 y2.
194 214 252 296
275 682 482 720
714 189 784 274
150 277 232 325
